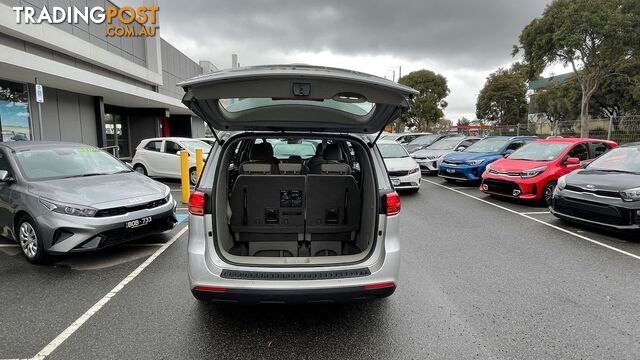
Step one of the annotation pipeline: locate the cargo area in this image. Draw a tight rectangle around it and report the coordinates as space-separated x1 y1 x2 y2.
212 135 379 265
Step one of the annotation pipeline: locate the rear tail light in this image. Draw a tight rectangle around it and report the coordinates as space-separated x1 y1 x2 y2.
188 191 206 216
193 285 227 293
364 282 395 290
385 192 401 216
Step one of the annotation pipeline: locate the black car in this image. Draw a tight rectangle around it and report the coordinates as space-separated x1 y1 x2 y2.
550 142 640 233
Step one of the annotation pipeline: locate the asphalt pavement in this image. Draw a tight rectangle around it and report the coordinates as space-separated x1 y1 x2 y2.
1 176 639 359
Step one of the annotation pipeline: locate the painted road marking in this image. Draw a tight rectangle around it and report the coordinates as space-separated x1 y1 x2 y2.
0 244 19 248
422 178 640 261
31 226 189 360
520 211 551 215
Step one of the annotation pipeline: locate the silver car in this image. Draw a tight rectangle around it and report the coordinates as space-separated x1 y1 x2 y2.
181 65 418 303
0 142 177 264
412 136 482 173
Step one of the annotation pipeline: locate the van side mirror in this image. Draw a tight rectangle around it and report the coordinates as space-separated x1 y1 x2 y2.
565 157 580 165
0 170 13 183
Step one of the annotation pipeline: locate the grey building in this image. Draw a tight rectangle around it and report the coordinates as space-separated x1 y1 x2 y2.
0 0 217 158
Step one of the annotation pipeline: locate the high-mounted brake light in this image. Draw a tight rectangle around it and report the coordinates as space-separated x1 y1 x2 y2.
385 192 401 216
188 191 206 216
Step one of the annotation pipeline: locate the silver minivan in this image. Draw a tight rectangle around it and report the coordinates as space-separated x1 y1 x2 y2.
181 65 418 303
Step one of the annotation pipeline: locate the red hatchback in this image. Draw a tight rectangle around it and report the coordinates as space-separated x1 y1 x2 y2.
480 138 618 205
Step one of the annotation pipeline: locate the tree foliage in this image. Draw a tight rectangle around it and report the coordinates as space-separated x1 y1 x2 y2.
515 0 640 136
398 70 450 131
476 66 528 125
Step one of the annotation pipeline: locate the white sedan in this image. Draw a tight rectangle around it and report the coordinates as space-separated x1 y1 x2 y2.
131 137 211 185
377 140 421 192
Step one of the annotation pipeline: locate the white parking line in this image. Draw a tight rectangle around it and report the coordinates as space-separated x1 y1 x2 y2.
422 178 640 261
31 226 189 360
0 244 19 248
520 211 551 215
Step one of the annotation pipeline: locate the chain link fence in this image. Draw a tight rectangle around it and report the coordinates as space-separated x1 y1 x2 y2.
481 115 640 144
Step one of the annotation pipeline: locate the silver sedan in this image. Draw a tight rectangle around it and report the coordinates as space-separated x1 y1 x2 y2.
0 141 177 264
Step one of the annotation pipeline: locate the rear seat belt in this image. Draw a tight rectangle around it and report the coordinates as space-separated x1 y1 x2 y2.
343 188 349 225
242 187 248 225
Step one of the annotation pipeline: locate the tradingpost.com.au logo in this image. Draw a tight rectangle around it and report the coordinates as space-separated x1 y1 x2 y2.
12 5 159 37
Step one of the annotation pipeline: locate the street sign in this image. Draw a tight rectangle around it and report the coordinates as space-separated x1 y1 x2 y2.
35 84 44 103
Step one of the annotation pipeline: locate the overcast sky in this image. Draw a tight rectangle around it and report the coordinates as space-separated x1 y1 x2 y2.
153 0 552 121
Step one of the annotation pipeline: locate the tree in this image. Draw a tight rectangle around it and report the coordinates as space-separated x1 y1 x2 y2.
515 0 640 137
475 66 528 125
591 61 640 116
431 118 453 133
398 70 450 131
457 117 471 126
534 77 581 122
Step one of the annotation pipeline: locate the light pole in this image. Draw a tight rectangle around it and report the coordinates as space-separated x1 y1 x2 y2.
387 66 402 82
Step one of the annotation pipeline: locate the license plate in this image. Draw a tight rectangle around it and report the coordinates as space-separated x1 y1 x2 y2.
391 178 401 186
446 168 456 174
125 216 152 229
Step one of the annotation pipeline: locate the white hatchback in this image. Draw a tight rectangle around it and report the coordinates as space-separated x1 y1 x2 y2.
131 137 211 185
377 140 421 192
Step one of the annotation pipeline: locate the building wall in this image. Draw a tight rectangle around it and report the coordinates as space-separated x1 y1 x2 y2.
0 0 148 67
129 115 159 150
159 39 202 99
28 84 98 145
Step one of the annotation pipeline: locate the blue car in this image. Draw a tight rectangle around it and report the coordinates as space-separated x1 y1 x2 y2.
438 136 537 182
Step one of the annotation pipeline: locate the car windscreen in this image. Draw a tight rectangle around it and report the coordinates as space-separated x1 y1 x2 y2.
181 140 211 153
14 147 131 180
428 137 465 150
465 138 508 153
509 142 569 161
408 134 439 145
378 143 409 158
272 142 317 158
587 147 640 174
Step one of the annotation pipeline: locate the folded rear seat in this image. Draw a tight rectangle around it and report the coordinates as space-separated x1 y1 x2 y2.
305 174 361 256
229 175 305 256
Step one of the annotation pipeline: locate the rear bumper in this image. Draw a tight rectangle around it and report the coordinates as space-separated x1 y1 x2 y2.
192 284 395 304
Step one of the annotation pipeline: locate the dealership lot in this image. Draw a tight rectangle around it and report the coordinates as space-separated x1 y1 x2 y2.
1 177 639 359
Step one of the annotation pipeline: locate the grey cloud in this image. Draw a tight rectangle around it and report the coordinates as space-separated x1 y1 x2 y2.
157 0 549 69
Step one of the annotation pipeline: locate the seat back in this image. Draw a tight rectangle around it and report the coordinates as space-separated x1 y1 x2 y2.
305 175 361 255
239 143 279 174
309 143 352 175
229 175 306 255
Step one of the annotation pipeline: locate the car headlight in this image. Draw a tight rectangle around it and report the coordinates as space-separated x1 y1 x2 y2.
39 198 97 217
408 167 420 174
620 187 640 202
557 175 567 190
465 159 485 166
520 166 547 179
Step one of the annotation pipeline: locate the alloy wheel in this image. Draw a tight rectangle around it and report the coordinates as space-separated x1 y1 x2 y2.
544 183 556 205
19 222 38 259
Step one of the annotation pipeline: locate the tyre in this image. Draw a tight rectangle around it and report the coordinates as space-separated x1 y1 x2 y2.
542 181 557 206
17 215 49 264
133 164 147 176
189 167 198 186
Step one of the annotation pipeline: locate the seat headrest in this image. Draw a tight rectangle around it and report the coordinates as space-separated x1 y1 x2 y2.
288 155 303 163
250 143 273 161
323 144 343 161
315 143 325 155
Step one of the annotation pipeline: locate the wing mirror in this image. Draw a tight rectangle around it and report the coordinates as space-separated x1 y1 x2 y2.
455 146 466 152
565 157 580 165
0 170 13 183
503 149 514 158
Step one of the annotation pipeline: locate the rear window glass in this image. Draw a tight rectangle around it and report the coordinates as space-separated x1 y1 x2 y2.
219 98 374 116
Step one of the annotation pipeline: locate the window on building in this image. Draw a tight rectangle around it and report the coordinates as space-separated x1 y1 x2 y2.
0 80 32 142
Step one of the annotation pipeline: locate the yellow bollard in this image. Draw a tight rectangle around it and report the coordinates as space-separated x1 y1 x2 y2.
180 150 190 204
195 148 203 179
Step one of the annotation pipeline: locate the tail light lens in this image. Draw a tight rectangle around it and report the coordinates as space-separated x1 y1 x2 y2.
385 192 401 216
188 191 206 216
